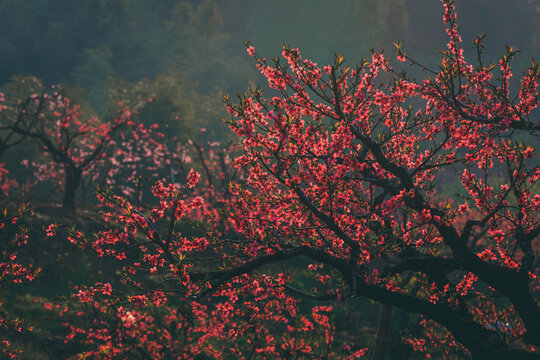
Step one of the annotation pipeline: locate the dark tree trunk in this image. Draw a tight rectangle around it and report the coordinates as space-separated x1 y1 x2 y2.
388 310 413 360
63 166 82 211
372 304 393 360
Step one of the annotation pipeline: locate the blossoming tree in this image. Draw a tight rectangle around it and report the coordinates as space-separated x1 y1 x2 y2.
224 1 539 356
58 0 538 358
1 79 172 211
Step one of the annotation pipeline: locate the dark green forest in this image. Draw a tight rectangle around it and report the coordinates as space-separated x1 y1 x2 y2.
1 0 538 113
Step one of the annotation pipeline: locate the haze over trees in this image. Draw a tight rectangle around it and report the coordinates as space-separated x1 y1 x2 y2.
0 0 538 359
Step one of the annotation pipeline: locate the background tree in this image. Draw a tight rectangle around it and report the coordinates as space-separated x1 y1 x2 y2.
0 79 169 210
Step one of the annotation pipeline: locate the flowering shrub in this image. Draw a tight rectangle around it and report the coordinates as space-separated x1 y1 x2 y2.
0 206 40 358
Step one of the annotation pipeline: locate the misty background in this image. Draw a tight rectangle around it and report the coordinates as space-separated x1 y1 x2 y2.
0 0 538 137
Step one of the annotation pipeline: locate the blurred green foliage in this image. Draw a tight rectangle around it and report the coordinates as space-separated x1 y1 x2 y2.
1 0 536 119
